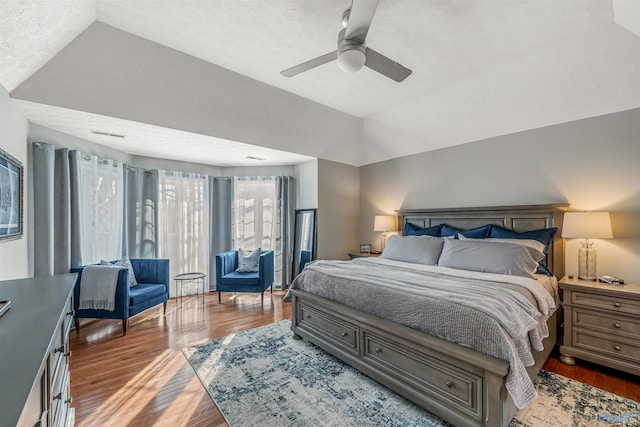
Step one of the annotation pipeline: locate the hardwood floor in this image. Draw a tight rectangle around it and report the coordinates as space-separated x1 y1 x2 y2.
70 291 639 426
70 291 291 426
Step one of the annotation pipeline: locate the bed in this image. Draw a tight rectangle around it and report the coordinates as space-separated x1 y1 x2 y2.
287 204 568 427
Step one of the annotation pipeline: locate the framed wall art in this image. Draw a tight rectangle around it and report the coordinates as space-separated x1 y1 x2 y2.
0 147 23 241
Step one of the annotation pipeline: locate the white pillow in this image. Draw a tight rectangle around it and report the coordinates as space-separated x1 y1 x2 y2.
236 248 261 272
437 239 544 278
459 234 546 253
380 235 445 265
103 256 138 287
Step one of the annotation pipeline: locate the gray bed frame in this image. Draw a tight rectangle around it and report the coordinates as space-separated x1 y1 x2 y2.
290 204 568 427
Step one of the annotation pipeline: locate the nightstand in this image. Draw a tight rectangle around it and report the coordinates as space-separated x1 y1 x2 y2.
558 276 640 376
348 252 381 259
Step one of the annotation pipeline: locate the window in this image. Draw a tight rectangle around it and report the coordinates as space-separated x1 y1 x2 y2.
234 177 276 251
158 171 209 296
77 154 124 264
233 177 281 284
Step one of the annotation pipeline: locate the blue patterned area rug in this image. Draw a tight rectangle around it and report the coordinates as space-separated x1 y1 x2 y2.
183 321 639 426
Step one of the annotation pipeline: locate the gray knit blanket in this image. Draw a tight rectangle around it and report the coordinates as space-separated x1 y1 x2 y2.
78 265 122 311
285 257 558 409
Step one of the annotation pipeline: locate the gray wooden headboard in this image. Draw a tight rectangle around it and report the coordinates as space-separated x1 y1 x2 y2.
397 204 569 279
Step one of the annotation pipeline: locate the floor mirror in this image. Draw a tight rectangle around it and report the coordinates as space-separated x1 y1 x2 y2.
291 208 317 282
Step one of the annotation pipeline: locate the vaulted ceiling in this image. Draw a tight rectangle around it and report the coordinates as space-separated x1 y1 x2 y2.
2 0 639 166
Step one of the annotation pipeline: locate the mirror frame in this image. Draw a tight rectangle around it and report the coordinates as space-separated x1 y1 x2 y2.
291 208 317 282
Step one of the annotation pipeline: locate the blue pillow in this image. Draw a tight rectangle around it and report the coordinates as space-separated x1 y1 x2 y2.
440 224 492 239
488 226 558 276
404 222 441 237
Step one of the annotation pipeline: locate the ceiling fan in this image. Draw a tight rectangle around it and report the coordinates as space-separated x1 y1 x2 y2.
281 0 412 82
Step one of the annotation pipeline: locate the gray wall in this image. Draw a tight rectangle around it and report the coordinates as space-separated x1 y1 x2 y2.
0 85 29 280
317 159 360 260
360 108 640 282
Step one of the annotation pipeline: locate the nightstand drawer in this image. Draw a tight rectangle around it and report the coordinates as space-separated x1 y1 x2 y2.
574 309 640 339
572 291 640 316
573 329 640 363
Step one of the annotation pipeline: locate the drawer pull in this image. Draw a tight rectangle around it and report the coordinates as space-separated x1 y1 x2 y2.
614 345 621 351
446 381 454 388
614 302 621 308
341 332 348 337
66 309 75 317
65 397 73 405
614 323 621 328
53 392 62 401
54 345 65 354
374 347 382 354
64 350 72 358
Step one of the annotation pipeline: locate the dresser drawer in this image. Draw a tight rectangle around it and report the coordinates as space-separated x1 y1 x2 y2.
573 329 640 363
51 367 71 427
572 291 640 316
363 330 482 419
574 308 640 339
297 303 359 353
50 322 66 381
62 295 75 338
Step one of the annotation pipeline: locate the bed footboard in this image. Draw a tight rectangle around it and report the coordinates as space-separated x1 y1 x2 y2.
291 289 515 427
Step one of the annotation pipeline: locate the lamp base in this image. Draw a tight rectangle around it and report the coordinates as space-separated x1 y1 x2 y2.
578 240 597 281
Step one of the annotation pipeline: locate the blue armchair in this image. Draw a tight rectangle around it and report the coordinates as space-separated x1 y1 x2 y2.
71 258 170 335
216 250 274 304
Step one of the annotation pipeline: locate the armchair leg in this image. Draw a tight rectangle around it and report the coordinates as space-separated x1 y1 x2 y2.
261 292 264 305
163 301 167 314
122 320 127 335
75 318 80 333
218 291 221 304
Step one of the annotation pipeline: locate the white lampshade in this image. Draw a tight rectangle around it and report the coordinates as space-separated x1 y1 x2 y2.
374 215 395 232
561 212 613 239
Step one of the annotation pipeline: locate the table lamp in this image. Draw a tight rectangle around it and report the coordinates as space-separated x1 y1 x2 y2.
374 215 395 252
561 212 613 280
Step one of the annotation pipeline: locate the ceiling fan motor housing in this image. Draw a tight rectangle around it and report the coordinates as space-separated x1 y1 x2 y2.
337 28 366 73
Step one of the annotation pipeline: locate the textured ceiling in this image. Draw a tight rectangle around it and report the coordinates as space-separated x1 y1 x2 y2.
95 0 614 117
2 0 639 166
0 0 94 91
16 100 313 166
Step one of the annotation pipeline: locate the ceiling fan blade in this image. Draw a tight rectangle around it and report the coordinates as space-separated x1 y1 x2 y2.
364 48 412 82
344 0 379 44
281 51 337 77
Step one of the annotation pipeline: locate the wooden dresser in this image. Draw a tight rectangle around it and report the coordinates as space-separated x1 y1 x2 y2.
559 276 640 375
0 274 77 426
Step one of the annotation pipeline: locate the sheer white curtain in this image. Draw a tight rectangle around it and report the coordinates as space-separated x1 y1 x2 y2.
77 153 124 264
158 171 209 296
233 177 279 284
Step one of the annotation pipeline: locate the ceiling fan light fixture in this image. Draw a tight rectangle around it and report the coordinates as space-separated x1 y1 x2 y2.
337 44 366 73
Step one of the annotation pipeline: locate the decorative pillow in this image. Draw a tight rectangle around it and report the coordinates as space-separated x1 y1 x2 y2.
380 235 445 265
488 226 558 276
236 248 262 273
403 222 441 237
459 235 547 253
111 256 138 287
437 239 544 279
440 224 492 239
